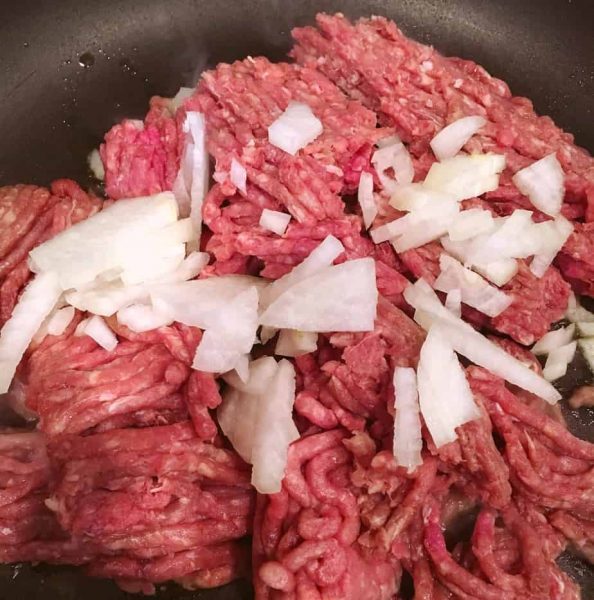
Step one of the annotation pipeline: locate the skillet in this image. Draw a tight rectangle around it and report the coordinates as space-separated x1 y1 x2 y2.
0 0 592 597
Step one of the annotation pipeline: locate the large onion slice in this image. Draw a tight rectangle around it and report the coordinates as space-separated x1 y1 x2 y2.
434 255 512 317
393 367 423 471
268 101 323 155
512 153 564 217
260 258 377 333
404 280 561 404
417 327 481 447
430 116 487 161
0 273 62 393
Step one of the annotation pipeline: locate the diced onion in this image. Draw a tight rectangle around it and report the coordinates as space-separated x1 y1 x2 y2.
116 304 174 333
260 258 377 333
424 153 506 201
390 183 457 212
577 322 594 337
232 354 250 384
447 208 495 242
393 367 423 471
434 255 512 317
529 216 573 278
532 324 575 356
259 326 279 344
566 293 594 323
512 153 564 217
268 101 323 155
82 315 118 352
404 280 561 404
371 140 414 194
578 338 594 374
260 235 344 309
259 209 291 236
445 289 462 318
222 356 279 396
417 327 481 447
217 388 259 463
357 171 377 229
275 329 318 357
430 116 487 161
46 306 75 336
87 149 105 181
230 158 247 195
542 341 576 381
0 273 62 393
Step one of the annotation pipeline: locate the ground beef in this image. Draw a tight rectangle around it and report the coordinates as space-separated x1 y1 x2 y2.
101 96 182 200
557 222 594 297
0 180 100 326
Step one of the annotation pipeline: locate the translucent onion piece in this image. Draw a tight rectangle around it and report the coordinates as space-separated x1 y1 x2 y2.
230 158 247 195
116 304 174 333
275 329 318 357
268 101 323 155
46 306 75 336
393 367 423 471
357 171 377 229
372 140 414 194
430 115 487 161
87 149 105 181
259 209 291 236
82 315 118 352
532 324 575 356
447 208 495 242
542 341 577 381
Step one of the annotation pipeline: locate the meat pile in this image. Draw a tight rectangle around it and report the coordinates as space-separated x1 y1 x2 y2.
1 11 594 600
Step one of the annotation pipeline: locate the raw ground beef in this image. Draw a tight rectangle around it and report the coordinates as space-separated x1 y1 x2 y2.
2 10 594 600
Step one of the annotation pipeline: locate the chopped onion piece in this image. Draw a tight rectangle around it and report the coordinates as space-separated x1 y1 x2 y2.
30 192 179 291
579 338 594 374
404 280 561 404
259 326 279 344
542 341 576 381
74 318 90 337
260 235 344 309
192 286 259 373
0 273 61 393
116 304 174 333
230 158 247 195
430 116 487 161
82 315 118 352
87 149 104 181
445 289 462 317
259 209 291 236
217 388 259 463
120 244 186 287
447 208 495 242
233 354 250 384
223 356 279 396
173 112 209 241
424 153 506 201
260 258 377 333
268 101 323 155
46 306 75 336
251 359 299 494
566 294 594 323
417 327 480 447
357 171 377 229
276 329 318 357
371 140 414 194
512 153 564 216
393 367 423 471
435 255 512 317
529 216 573 278
532 324 575 356
577 322 594 337
390 183 457 212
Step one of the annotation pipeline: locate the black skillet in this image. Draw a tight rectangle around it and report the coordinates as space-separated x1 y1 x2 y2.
0 0 592 598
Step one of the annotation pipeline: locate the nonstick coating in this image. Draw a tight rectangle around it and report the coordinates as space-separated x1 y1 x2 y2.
0 0 593 598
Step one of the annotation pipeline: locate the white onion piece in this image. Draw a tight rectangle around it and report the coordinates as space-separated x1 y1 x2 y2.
217 387 259 462
259 326 279 344
120 244 186 287
260 258 377 333
233 354 250 384
577 322 594 337
259 209 291 236
417 327 480 447
260 235 344 309
371 218 411 244
30 192 179 291
0 273 62 393
542 341 576 381
389 183 457 212
512 153 564 216
579 338 594 374
46 306 75 336
393 367 423 471
268 101 323 155
192 286 259 373
87 149 105 181
371 140 414 194
403 280 561 404
357 171 377 229
230 158 247 195
152 275 265 330
376 135 402 148
222 356 279 396
251 359 299 494
169 86 194 112
173 112 209 242
447 208 495 242
74 318 90 337
276 329 318 357
434 255 512 317
529 216 573 278
116 304 174 333
532 324 575 356
566 293 594 323
82 315 118 352
430 116 487 161
445 289 462 318
424 153 506 201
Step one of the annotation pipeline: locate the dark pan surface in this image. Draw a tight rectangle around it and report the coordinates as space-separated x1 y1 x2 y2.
0 0 592 598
